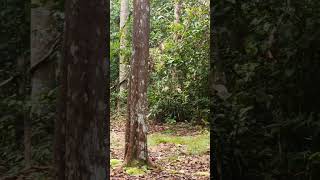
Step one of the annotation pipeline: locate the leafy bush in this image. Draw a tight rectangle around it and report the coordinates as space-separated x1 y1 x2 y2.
148 0 209 123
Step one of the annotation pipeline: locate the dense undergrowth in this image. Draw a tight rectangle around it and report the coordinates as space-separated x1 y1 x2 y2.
211 0 320 179
111 0 210 124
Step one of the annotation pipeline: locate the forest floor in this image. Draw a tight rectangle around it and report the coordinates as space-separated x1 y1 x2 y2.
110 117 210 180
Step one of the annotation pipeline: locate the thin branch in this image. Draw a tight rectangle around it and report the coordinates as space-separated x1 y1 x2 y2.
0 76 16 88
29 33 62 74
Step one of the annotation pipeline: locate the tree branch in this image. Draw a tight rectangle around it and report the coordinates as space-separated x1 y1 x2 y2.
0 76 17 88
29 33 62 75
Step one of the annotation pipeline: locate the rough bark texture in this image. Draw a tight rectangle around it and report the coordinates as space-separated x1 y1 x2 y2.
54 0 108 179
124 0 150 166
30 0 57 168
119 0 129 93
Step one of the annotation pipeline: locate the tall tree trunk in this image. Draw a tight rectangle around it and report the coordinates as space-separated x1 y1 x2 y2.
124 0 150 167
118 0 130 113
172 0 182 93
30 0 57 168
55 0 108 179
119 0 129 93
54 29 66 180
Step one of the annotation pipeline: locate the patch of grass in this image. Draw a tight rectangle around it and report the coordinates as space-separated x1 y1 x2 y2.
162 129 176 134
110 159 122 168
148 131 209 155
124 166 147 176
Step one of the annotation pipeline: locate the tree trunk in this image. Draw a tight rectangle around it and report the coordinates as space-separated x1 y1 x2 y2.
124 0 150 167
56 0 108 179
172 0 182 92
54 30 66 180
30 0 58 168
119 0 129 93
16 55 30 168
117 0 130 113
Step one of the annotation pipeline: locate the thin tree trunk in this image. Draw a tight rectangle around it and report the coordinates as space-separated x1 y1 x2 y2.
61 0 108 179
119 0 129 93
30 0 57 168
23 118 32 168
172 0 182 93
124 0 150 167
118 0 130 113
16 55 30 167
30 1 57 115
54 34 66 180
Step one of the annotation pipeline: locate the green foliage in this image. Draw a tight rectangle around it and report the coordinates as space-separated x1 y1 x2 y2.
110 0 133 113
212 0 320 179
110 0 210 124
0 89 56 174
148 0 210 123
0 1 59 171
0 0 30 174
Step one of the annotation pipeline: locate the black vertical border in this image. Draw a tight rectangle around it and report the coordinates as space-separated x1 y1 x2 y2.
105 0 111 178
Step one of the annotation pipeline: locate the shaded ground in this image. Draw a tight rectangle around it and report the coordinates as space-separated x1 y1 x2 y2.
110 118 210 180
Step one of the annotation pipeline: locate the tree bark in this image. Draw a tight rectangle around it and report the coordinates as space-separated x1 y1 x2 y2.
172 0 182 91
56 0 108 179
124 0 150 167
30 0 58 168
119 0 129 93
117 0 130 113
